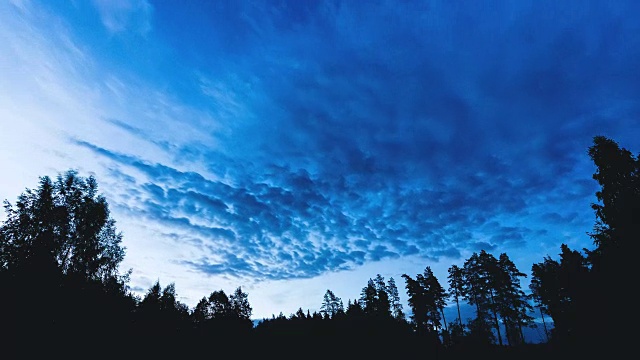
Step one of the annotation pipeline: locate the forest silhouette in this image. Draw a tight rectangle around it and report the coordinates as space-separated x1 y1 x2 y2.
0 135 635 358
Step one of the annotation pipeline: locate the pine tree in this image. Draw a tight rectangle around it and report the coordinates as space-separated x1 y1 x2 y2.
320 289 343 318
387 277 405 320
462 252 495 345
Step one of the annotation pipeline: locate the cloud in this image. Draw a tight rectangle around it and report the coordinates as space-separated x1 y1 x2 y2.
92 0 153 35
3 0 639 315
71 132 593 283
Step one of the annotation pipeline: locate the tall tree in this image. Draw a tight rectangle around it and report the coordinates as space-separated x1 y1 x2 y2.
0 170 133 346
447 264 467 345
447 264 465 328
360 278 383 317
0 170 126 282
402 273 429 335
387 277 405 320
423 266 449 334
461 251 495 345
530 244 590 344
320 289 344 319
229 286 252 321
494 253 534 345
402 267 445 337
586 135 638 345
529 258 557 343
373 274 391 317
587 136 639 261
476 250 504 345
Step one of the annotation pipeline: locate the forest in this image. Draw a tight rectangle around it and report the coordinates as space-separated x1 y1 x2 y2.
0 135 635 358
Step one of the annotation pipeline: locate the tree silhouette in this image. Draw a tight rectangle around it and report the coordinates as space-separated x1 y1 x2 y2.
447 264 465 328
461 251 495 346
230 286 253 321
494 253 534 345
528 136 638 352
0 170 134 353
447 264 467 347
387 276 405 321
209 289 233 318
320 289 343 318
528 266 551 342
530 244 590 346
587 135 638 348
403 270 441 339
0 170 126 281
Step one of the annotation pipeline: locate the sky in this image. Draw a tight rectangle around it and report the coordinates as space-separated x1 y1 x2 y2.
1 0 639 324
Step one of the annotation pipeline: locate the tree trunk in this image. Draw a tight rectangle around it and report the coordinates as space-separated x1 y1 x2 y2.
539 307 549 342
489 291 503 346
455 298 463 327
440 308 449 332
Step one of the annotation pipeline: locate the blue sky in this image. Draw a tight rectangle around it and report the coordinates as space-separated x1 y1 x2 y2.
1 0 639 321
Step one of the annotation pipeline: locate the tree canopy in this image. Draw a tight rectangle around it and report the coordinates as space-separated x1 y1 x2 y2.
0 170 126 282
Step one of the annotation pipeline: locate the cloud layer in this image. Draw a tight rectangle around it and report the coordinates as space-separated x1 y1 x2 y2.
2 0 639 313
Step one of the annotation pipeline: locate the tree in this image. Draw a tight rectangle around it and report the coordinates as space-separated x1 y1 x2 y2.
587 136 639 260
0 170 133 347
402 268 445 334
494 253 534 346
528 135 638 348
461 251 495 345
373 274 391 317
586 135 638 345
209 290 232 319
447 264 467 346
320 289 344 319
403 267 446 350
447 264 465 329
387 277 405 320
424 266 449 334
190 287 252 338
358 274 394 319
346 299 364 318
159 282 190 330
359 278 380 316
0 170 126 282
192 296 211 323
529 257 558 343
294 307 307 320
476 250 504 345
230 286 252 320
137 280 163 329
402 273 429 334
530 244 590 344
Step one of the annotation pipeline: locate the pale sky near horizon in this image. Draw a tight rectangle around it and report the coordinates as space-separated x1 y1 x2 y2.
1 0 639 321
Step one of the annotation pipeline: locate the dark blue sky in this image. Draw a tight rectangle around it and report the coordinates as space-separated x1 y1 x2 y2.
1 0 638 319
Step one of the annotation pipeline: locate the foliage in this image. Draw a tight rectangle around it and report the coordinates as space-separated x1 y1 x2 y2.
529 135 638 349
0 170 126 282
320 289 344 318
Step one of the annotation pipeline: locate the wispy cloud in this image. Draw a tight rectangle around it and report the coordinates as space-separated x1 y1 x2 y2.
92 0 153 35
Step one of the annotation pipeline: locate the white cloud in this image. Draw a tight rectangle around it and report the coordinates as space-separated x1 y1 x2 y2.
92 0 153 35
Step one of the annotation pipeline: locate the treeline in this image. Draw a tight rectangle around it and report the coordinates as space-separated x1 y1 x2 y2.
0 135 635 358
